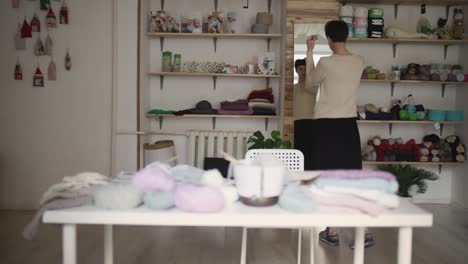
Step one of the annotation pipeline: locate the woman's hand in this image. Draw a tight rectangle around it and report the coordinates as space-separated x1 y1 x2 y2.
307 35 319 52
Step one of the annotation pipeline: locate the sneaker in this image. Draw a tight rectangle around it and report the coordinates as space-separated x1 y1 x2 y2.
350 233 375 250
319 228 340 246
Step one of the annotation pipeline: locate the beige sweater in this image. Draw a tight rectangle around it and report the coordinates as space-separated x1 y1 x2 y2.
306 51 364 119
294 81 316 120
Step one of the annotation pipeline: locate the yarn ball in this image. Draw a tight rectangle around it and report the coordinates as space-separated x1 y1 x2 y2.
170 165 203 184
200 169 225 187
174 185 225 213
221 185 239 204
132 165 176 192
279 183 317 213
94 183 143 210
144 190 175 210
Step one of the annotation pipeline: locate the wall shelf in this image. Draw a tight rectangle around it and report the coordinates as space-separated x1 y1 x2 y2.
363 160 463 173
357 120 463 136
361 79 467 97
147 33 283 52
340 0 468 19
146 114 278 130
349 38 468 59
149 72 281 90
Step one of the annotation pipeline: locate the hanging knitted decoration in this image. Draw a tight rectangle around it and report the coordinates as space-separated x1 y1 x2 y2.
12 0 20 8
30 13 41 32
14 61 23 80
40 0 51 11
44 33 53 56
15 24 26 50
21 17 32 38
46 7 57 28
34 37 45 56
33 66 44 87
60 1 69 24
48 59 56 81
65 49 71 70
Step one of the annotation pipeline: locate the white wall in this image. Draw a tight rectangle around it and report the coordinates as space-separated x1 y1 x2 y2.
452 6 468 209
0 0 113 209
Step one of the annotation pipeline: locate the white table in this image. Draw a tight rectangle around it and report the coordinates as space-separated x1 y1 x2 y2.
43 199 432 264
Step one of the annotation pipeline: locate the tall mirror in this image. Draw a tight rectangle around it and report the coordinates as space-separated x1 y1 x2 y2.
293 23 332 120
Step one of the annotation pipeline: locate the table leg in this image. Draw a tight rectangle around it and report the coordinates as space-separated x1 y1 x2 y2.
353 227 365 264
240 227 247 264
297 229 302 264
63 224 77 264
104 225 113 264
309 228 320 264
398 227 413 264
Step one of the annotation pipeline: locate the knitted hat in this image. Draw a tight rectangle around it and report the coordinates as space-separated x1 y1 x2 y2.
191 100 218 114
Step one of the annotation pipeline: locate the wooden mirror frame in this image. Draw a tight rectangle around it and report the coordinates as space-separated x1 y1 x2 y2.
282 1 340 141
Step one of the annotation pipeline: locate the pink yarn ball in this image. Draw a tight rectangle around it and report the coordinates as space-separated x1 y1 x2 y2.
132 166 176 192
174 185 225 213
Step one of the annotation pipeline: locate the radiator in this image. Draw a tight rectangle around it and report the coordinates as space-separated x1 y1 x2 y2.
188 130 254 168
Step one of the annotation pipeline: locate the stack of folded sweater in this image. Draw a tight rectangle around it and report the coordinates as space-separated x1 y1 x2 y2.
304 170 399 216
247 88 276 115
23 172 110 240
218 99 253 115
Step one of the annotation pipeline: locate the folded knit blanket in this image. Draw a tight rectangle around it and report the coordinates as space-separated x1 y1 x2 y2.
248 102 276 110
321 186 399 208
319 170 396 182
304 185 386 216
220 99 249 111
23 195 93 240
315 178 398 193
218 108 253 115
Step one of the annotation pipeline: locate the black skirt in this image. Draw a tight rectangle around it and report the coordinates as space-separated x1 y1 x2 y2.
294 118 362 170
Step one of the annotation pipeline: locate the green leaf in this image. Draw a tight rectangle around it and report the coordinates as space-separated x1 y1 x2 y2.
264 139 275 149
253 131 264 140
282 140 292 149
271 130 281 140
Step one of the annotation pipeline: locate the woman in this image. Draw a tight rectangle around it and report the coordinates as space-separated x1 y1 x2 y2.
294 20 374 248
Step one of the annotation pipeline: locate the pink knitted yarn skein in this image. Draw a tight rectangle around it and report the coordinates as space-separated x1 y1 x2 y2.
174 185 225 213
132 166 176 192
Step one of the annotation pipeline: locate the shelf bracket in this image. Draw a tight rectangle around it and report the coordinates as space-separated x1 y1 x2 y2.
265 118 269 131
439 164 443 174
212 76 217 90
266 77 270 88
441 84 446 98
267 38 271 52
212 117 216 130
388 123 393 135
440 123 444 137
158 116 164 130
392 43 397 58
161 0 165 10
444 45 449 60
391 82 395 96
214 0 218 11
213 37 218 53
394 4 399 20
160 38 165 52
160 76 164 90
268 0 272 13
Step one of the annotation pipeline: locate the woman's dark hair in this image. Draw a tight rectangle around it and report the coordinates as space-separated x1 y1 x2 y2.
295 59 306 71
325 20 349 42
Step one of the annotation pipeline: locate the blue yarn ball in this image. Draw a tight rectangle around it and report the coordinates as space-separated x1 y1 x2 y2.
144 190 175 210
279 183 317 213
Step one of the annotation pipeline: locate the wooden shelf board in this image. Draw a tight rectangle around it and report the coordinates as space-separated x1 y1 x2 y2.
361 79 467 85
348 38 468 45
358 120 464 124
340 0 467 5
146 33 282 39
363 161 463 165
148 72 281 78
146 114 278 119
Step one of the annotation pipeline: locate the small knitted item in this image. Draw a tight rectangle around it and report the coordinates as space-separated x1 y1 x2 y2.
279 183 317 213
220 185 239 204
94 183 143 210
132 165 176 192
200 169 225 187
174 185 225 213
144 190 175 210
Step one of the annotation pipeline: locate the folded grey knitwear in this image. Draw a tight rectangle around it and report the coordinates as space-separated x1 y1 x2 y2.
248 102 276 110
23 195 93 240
39 188 93 206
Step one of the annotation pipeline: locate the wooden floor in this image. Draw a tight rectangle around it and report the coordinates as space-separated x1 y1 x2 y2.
1 204 468 264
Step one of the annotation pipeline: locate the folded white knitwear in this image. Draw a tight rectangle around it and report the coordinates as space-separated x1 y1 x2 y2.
321 186 399 209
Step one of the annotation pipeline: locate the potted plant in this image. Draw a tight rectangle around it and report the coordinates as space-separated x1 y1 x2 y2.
247 130 292 150
377 164 439 199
